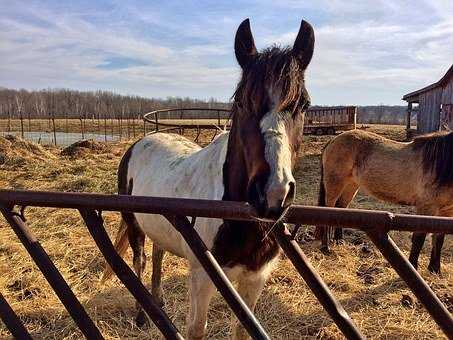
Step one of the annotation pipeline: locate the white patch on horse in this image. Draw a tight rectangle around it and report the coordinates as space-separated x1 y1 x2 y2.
260 111 295 209
126 132 228 260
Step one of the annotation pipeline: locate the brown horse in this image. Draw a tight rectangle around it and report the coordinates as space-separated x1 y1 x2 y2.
316 129 452 274
102 18 314 340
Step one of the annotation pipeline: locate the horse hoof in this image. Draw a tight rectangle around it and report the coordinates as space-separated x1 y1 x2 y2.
427 264 441 275
135 311 148 328
320 246 331 255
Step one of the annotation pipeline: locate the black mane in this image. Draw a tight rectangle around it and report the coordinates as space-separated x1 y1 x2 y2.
413 131 453 186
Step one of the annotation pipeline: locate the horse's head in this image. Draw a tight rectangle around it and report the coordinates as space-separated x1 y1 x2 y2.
224 18 314 218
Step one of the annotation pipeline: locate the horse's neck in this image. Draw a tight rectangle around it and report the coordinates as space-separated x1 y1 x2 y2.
222 123 248 202
181 132 230 200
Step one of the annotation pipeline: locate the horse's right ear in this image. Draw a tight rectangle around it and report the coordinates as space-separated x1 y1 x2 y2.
235 18 257 69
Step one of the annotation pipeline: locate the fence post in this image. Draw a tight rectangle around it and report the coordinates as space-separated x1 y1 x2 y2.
20 112 24 138
155 111 159 132
51 114 57 146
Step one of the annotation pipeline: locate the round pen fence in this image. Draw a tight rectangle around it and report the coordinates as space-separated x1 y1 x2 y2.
0 106 357 147
142 106 357 140
0 189 452 339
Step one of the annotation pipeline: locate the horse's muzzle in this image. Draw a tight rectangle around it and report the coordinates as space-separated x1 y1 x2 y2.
264 181 295 218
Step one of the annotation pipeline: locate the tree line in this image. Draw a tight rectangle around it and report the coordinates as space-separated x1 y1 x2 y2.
0 87 407 124
0 87 231 120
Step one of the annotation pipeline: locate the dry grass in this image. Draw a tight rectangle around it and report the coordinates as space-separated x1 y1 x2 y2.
0 124 451 339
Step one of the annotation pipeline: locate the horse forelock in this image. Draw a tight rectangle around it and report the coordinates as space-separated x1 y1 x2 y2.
413 131 453 186
232 46 307 119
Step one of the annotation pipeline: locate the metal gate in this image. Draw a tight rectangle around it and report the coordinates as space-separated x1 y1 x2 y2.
0 189 452 339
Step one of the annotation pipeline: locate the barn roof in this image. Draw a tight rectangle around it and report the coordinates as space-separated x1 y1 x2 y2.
402 64 453 102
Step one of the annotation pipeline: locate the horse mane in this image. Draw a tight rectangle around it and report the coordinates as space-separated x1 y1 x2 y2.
412 130 453 186
231 46 306 118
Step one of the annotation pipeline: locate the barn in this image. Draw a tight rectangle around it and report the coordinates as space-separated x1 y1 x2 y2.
403 64 453 134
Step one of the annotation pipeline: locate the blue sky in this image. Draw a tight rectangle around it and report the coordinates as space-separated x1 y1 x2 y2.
0 1 452 105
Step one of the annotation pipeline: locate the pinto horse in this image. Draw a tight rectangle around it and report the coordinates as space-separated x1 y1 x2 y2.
316 129 452 274
102 18 314 339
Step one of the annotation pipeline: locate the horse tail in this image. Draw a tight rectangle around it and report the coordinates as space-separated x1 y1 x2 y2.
100 219 129 283
101 141 138 284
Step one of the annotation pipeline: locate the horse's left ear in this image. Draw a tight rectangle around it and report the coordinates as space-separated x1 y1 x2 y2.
293 20 315 69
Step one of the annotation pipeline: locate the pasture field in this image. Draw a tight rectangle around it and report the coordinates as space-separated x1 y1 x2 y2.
0 125 451 339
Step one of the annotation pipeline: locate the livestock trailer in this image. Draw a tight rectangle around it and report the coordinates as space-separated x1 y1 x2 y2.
304 106 357 135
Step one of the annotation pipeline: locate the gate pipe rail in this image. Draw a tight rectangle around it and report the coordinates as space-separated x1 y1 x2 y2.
79 209 184 340
366 230 453 337
165 215 269 340
1 190 452 338
0 205 104 340
272 223 365 339
0 190 452 235
0 293 32 340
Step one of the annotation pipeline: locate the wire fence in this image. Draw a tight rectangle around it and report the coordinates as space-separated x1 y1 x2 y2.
0 116 145 146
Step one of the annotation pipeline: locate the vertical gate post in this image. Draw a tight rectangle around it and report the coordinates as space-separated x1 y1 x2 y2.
0 292 32 340
366 230 453 337
272 223 365 340
164 215 269 340
0 206 104 340
79 209 184 340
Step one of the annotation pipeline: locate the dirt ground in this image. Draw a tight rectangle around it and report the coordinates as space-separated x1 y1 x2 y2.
0 125 451 339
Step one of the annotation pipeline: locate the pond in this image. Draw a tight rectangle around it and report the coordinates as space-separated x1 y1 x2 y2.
0 131 120 146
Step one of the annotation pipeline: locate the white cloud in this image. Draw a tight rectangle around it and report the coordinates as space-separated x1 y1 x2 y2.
0 0 452 104
0 3 239 99
262 1 453 104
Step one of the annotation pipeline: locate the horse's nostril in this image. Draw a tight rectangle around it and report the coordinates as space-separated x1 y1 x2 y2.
265 204 284 218
266 181 296 212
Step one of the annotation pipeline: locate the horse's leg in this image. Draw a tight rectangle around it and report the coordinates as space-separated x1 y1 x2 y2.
409 205 437 270
128 224 147 327
187 266 216 340
408 232 427 270
318 178 351 251
333 182 359 243
151 243 165 306
428 233 445 274
232 271 269 340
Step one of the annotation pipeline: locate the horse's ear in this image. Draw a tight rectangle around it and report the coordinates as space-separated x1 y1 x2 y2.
293 19 315 69
235 18 257 69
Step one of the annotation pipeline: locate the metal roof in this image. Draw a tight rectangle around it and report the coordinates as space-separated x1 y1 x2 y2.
402 64 453 102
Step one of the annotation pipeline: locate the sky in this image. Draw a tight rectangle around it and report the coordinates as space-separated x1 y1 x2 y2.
0 1 452 105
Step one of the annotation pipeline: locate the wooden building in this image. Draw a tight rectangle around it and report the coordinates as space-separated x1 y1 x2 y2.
403 64 453 134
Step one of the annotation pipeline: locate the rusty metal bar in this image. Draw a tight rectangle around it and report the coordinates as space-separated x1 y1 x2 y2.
1 190 452 234
79 209 184 340
366 230 453 337
165 215 269 340
0 206 104 340
0 292 32 340
272 223 365 340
